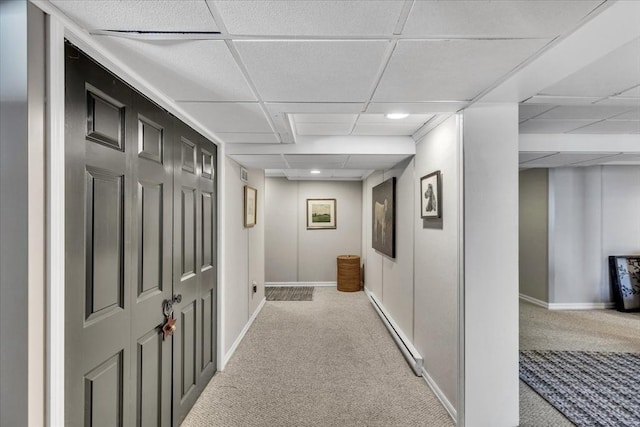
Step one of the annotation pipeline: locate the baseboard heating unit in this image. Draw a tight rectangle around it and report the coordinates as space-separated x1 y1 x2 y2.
365 289 423 376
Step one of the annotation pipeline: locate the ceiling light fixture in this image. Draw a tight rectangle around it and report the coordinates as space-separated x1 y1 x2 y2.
310 170 321 174
385 113 409 120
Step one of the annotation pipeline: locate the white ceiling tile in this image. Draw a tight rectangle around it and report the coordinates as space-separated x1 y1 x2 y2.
593 97 640 107
265 169 287 177
403 1 601 38
293 114 358 124
343 155 411 170
266 103 365 115
211 0 404 36
284 154 349 167
610 108 640 121
99 38 256 102
216 133 280 143
234 40 390 102
519 120 597 134
519 105 557 122
329 170 370 178
295 123 354 136
620 85 640 98
569 121 640 134
534 106 635 121
351 123 422 136
521 153 621 168
366 102 467 114
374 39 549 102
357 114 433 124
541 37 640 97
574 153 640 167
519 152 558 163
523 96 602 105
178 102 273 133
50 0 218 31
230 155 288 169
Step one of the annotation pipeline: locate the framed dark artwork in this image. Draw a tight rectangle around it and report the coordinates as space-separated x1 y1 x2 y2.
420 170 441 219
244 185 257 228
608 255 640 312
372 177 396 258
307 198 336 229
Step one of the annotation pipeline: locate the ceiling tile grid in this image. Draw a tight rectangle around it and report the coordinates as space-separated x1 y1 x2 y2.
177 102 275 133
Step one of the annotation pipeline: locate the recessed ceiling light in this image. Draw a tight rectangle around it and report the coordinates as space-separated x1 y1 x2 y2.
385 113 409 120
310 170 321 174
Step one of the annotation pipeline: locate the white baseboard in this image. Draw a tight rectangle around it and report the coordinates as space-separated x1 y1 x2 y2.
222 297 266 370
265 281 336 287
421 367 457 424
519 293 614 310
519 293 549 309
364 288 423 376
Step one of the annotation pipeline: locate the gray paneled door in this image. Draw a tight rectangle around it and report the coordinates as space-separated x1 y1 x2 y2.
65 43 217 426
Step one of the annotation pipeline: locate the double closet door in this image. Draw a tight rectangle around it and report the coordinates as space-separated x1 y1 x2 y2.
64 43 217 426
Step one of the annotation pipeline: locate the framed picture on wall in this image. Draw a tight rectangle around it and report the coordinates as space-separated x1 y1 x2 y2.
420 170 441 219
244 185 257 228
608 255 640 312
306 199 336 229
372 177 396 258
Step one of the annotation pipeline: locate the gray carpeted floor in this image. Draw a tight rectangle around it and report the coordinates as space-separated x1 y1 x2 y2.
519 301 640 426
182 287 453 427
265 286 314 301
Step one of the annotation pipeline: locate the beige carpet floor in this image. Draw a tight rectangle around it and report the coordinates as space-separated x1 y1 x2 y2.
519 301 640 426
182 287 453 427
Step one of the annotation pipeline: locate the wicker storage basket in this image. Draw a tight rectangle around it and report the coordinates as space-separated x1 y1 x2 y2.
337 255 361 292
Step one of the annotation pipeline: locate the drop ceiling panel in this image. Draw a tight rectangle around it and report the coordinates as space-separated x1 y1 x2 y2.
541 37 640 97
50 0 219 31
523 96 602 105
357 114 433 124
374 39 549 102
234 40 390 102
574 153 640 167
293 114 358 124
519 152 558 163
351 123 422 136
519 120 597 134
99 38 256 102
343 154 410 170
266 103 365 115
366 102 467 114
610 108 640 121
402 1 601 38
593 97 640 107
569 121 640 134
284 154 349 167
620 86 640 98
519 105 557 122
522 153 620 168
295 123 354 136
230 155 288 169
211 0 404 36
216 133 280 144
177 102 273 133
534 106 635 121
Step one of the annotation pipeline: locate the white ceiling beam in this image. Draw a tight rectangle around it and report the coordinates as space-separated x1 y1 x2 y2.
520 133 640 152
479 0 640 103
225 135 415 156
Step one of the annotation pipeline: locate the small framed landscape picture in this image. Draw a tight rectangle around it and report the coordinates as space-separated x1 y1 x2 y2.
244 185 257 228
420 170 441 219
307 199 336 230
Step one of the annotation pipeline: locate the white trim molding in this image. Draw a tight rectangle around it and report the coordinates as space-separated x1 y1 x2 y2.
265 282 336 287
519 294 615 310
364 288 423 376
422 367 457 424
222 297 266 369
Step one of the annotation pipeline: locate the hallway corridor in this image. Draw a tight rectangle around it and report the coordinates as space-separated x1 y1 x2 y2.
182 288 453 426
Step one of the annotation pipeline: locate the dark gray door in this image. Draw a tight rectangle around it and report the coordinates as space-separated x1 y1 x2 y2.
172 121 217 425
65 43 217 426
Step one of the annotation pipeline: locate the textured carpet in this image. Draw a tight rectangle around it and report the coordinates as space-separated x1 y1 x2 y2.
520 350 640 426
519 301 640 427
265 286 314 301
182 287 453 427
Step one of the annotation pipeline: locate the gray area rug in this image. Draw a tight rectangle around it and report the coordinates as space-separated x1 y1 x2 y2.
520 350 640 426
265 286 314 301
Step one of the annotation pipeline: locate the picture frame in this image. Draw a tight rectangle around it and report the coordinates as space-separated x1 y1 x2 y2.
240 167 248 182
306 198 336 230
244 185 257 228
372 177 396 258
608 255 640 312
420 170 441 219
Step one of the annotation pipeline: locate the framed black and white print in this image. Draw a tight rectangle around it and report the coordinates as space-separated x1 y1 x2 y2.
608 256 640 312
420 171 441 219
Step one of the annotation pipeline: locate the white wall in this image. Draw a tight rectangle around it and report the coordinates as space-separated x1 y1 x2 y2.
224 157 265 358
550 165 640 304
265 178 362 283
